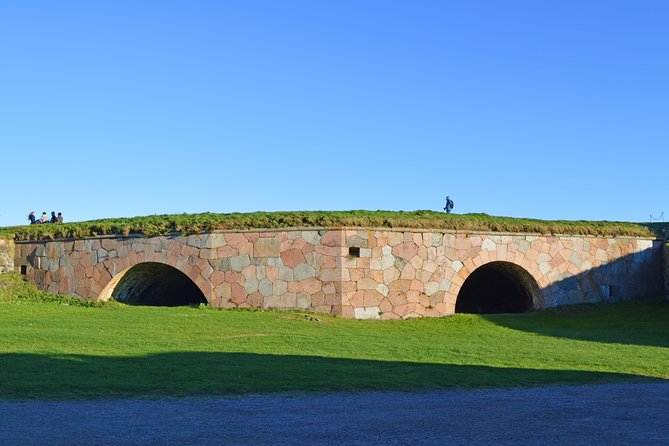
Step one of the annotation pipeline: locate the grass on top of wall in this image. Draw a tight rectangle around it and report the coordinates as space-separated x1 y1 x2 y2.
1 210 666 241
0 272 667 399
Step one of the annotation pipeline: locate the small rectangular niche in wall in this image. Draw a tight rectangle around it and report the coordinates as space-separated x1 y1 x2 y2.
600 285 615 298
20 265 27 275
348 247 361 258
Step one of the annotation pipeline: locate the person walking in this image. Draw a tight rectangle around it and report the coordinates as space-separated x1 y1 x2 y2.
444 196 455 214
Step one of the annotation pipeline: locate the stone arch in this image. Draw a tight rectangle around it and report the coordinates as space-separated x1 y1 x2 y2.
98 261 209 306
453 260 543 314
94 255 215 306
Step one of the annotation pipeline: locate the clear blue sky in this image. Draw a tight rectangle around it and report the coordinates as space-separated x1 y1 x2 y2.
1 1 667 227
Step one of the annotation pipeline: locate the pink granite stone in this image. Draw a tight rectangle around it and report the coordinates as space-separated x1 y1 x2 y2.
406 290 422 303
311 291 326 307
325 293 341 305
200 263 214 280
215 281 232 298
349 269 364 281
393 303 417 317
379 297 393 313
322 257 338 272
340 306 355 318
245 233 260 243
319 268 342 282
334 281 357 293
253 238 280 258
568 263 580 275
369 270 385 283
224 271 244 284
317 246 345 257
363 290 384 307
241 265 256 280
355 257 371 269
321 231 343 247
409 279 424 292
400 263 416 280
210 271 226 286
281 249 305 269
387 232 403 246
217 246 238 257
349 290 364 307
90 280 103 296
455 237 471 250
430 267 446 282
247 292 263 308
58 277 71 294
225 234 253 255
392 242 419 260
386 289 407 306
231 283 247 304
265 266 279 282
357 277 379 290
288 282 303 293
300 277 322 294
550 254 564 269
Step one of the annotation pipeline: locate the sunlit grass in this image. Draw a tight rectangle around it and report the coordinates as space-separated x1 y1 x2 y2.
0 273 667 399
1 210 666 241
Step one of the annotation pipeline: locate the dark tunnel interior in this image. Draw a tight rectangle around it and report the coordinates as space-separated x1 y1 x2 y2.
111 262 207 307
455 261 539 314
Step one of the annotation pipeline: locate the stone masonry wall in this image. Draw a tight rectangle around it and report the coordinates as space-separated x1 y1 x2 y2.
665 243 669 299
14 229 663 319
0 239 14 273
16 231 344 314
338 229 661 319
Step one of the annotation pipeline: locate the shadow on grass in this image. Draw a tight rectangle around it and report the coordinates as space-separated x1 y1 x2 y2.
1 352 663 400
482 296 669 348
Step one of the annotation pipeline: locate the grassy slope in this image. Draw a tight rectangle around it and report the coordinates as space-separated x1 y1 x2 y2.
1 210 667 241
0 273 667 399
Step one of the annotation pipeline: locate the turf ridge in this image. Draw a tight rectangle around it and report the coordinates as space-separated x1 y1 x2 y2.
1 210 667 241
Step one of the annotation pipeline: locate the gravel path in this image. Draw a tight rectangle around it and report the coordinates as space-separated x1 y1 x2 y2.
1 382 667 445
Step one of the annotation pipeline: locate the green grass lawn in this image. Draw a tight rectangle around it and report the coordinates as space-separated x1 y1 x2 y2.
2 210 667 240
0 273 667 399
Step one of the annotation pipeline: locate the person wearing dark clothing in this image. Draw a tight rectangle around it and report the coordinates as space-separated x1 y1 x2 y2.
444 196 455 214
50 211 57 224
57 212 63 223
28 211 36 224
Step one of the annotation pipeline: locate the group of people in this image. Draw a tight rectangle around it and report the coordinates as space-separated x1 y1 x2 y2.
28 211 63 225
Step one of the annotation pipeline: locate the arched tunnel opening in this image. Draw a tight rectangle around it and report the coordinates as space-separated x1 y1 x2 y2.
111 262 207 307
455 261 540 314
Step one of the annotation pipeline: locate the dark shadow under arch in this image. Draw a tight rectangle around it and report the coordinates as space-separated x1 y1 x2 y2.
456 261 540 314
111 262 207 307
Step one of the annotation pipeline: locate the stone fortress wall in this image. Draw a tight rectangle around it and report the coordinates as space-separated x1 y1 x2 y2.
0 239 14 273
13 228 665 319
